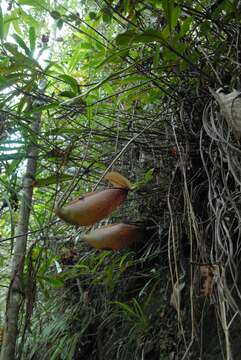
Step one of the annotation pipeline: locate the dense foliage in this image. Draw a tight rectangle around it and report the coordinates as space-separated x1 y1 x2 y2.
1 0 241 359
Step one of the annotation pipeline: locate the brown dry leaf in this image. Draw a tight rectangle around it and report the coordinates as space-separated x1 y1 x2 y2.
199 265 219 296
104 171 131 189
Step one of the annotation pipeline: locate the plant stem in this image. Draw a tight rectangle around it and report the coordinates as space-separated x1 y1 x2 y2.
0 114 41 360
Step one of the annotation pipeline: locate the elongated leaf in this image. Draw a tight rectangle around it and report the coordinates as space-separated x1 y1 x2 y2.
40 276 64 288
12 20 22 35
86 104 93 123
116 29 189 70
17 96 28 114
0 145 23 151
3 15 11 40
132 299 147 320
50 10 61 20
0 6 4 42
101 6 112 23
12 33 32 57
112 301 137 318
116 29 167 46
162 0 173 33
59 90 76 98
153 44 160 69
171 7 181 32
68 46 84 72
20 10 40 29
29 27 36 54
4 42 40 69
0 75 21 90
18 0 47 9
4 42 18 54
95 47 130 69
5 158 23 176
0 75 8 88
58 74 79 94
67 335 79 360
57 19 63 30
0 153 25 161
33 174 73 187
116 30 137 46
181 17 193 37
61 66 131 105
0 64 23 75
26 102 59 114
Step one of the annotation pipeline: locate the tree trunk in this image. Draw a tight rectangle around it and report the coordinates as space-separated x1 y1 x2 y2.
0 114 41 360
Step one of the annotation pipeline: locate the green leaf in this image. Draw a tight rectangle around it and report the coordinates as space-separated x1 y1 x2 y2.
95 47 130 69
116 29 166 46
116 30 137 46
68 46 84 72
118 75 147 83
26 101 59 114
18 0 47 9
4 42 40 69
4 158 23 176
199 21 211 36
0 153 25 161
162 2 181 34
163 42 186 61
171 6 181 32
19 10 40 29
50 10 61 20
0 145 23 151
0 6 4 42
153 44 160 69
162 0 174 33
33 174 74 187
12 20 22 35
179 17 192 38
58 74 79 94
4 42 18 54
112 301 136 318
144 168 154 182
0 75 8 89
101 6 112 23
59 90 76 98
29 27 36 54
132 168 155 191
0 256 5 268
12 33 32 57
3 15 11 40
62 68 128 104
86 105 93 123
89 11 97 20
40 275 64 288
0 76 21 90
57 19 63 30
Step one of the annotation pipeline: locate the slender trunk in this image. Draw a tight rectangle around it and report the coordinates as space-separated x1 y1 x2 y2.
0 114 41 360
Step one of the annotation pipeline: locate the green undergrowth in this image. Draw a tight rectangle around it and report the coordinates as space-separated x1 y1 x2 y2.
22 238 178 360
